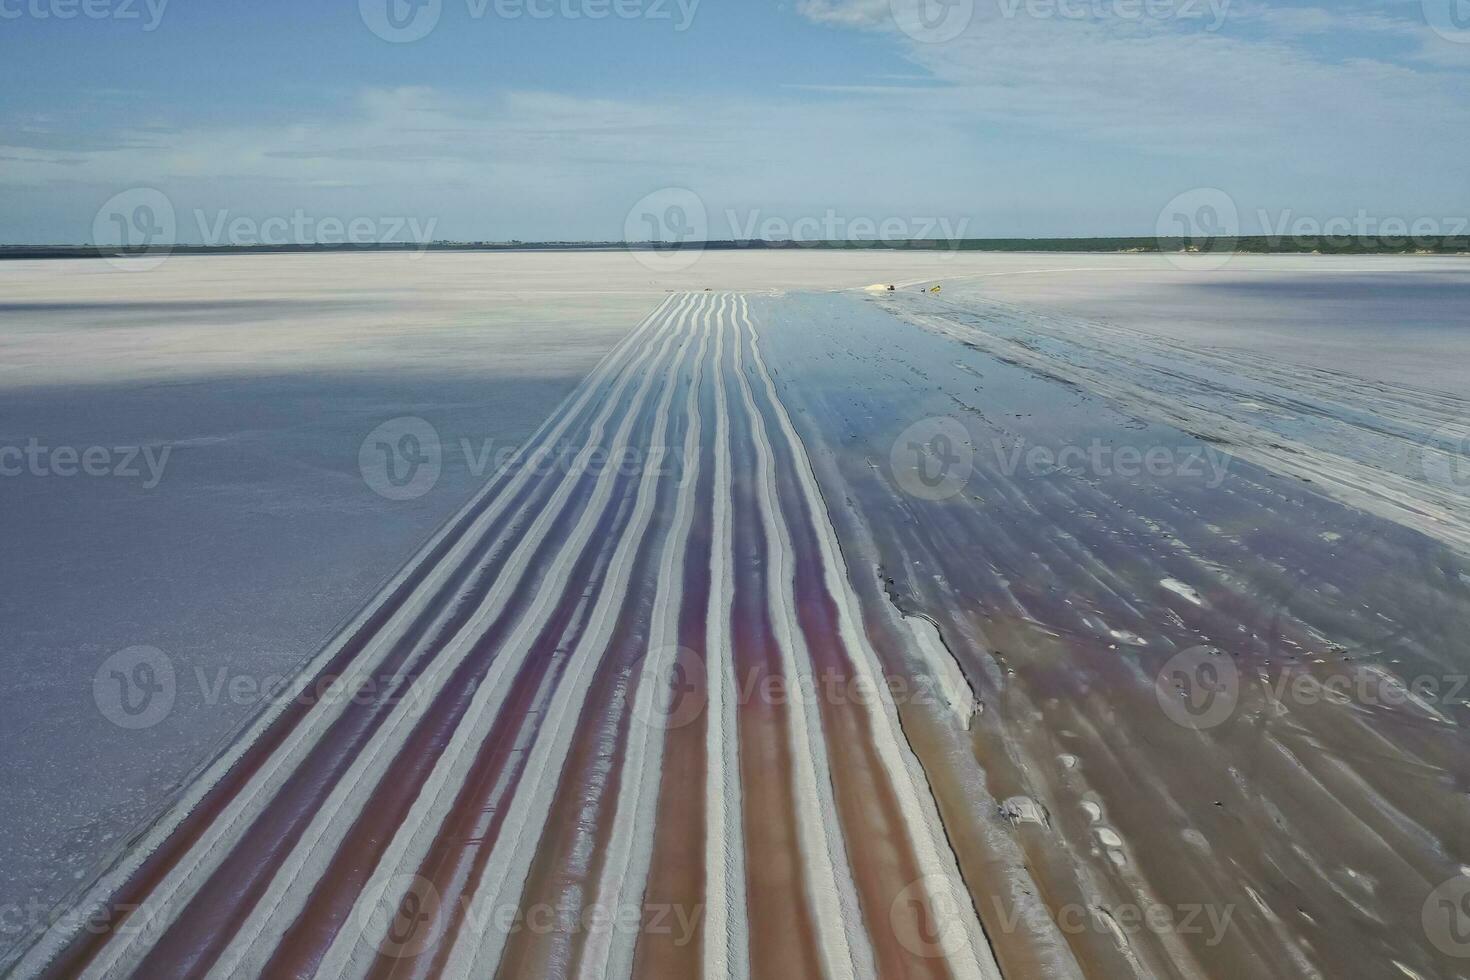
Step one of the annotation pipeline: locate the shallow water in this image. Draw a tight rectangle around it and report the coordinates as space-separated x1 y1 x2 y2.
758 290 1470 978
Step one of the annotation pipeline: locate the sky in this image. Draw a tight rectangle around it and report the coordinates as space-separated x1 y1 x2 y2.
1 0 1468 244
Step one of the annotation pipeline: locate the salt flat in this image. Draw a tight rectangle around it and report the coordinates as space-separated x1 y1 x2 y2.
2 250 1468 978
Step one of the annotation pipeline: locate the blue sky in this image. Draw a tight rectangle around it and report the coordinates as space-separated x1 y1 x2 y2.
2 0 1468 243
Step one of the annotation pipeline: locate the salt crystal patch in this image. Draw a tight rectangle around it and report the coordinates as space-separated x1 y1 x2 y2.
1000 796 1050 827
1160 578 1204 605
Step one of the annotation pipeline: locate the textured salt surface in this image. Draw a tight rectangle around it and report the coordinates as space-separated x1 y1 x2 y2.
5 251 1468 978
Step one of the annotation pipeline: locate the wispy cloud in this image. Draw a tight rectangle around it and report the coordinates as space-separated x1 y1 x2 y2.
1 2 1465 242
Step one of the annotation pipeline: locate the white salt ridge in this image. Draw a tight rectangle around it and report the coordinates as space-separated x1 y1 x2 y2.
1159 578 1204 606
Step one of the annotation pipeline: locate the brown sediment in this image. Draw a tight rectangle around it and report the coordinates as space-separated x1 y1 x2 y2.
488 628 638 980
630 643 710 980
900 707 1066 977
736 315 956 980
631 304 718 980
724 313 825 980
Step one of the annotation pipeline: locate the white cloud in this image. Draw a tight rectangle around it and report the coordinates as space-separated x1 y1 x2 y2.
2 2 1466 242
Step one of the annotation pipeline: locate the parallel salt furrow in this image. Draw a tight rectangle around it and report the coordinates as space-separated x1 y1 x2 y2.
776 386 1088 979
489 295 708 980
628 294 721 980
373 326 690 978
200 298 706 980
735 304 980 977
702 297 751 980
42 295 688 980
441 293 707 980
574 294 714 980
14 294 680 980
293 293 709 980
115 292 694 980
741 296 1003 980
727 298 875 980
725 308 829 977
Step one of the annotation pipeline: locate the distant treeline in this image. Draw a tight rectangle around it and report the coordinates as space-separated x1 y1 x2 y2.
736 236 1470 254
4 236 1468 260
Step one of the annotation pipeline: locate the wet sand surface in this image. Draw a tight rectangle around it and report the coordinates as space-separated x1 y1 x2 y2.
7 254 1470 979
758 290 1470 979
